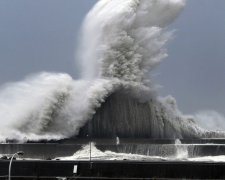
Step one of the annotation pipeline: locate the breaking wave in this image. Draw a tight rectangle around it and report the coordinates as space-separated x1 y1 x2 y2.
78 0 185 84
0 0 224 141
0 73 117 141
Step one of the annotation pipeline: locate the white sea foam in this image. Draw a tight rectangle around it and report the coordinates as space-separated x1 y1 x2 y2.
56 143 225 162
188 155 225 162
56 143 168 161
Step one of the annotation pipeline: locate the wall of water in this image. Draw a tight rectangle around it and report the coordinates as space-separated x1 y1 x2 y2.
78 89 219 139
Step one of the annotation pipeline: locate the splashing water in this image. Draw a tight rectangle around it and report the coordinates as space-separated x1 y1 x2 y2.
175 139 188 159
57 143 168 161
0 73 117 141
56 143 225 162
194 111 225 131
78 0 186 84
0 0 224 142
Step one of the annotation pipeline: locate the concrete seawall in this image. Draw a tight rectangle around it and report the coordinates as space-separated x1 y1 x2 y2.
1 139 225 159
0 160 225 179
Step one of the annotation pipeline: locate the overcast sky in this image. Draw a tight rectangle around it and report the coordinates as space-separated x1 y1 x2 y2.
0 0 224 115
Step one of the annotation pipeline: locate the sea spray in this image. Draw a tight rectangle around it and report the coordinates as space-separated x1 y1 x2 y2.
194 111 225 131
0 0 224 141
175 139 188 159
0 73 118 141
78 0 186 84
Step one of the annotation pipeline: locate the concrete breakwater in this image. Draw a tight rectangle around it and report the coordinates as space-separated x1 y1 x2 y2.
0 160 225 179
1 139 225 159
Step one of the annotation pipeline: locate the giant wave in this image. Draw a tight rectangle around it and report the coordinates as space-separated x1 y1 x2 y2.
0 0 224 142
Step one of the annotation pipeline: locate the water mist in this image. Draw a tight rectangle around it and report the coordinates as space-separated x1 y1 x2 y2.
0 0 224 142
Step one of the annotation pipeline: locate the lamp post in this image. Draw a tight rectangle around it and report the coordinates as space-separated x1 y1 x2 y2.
87 134 92 168
8 151 24 180
90 141 92 162
87 118 92 169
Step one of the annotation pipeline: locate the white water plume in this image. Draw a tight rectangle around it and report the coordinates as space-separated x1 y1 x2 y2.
0 73 116 141
175 139 188 159
0 0 223 141
0 73 73 141
78 0 186 85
